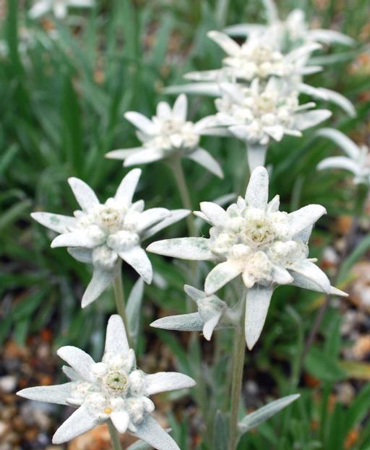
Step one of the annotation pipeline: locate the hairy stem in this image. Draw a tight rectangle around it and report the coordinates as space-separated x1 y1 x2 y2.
228 291 246 450
113 266 132 348
168 156 197 237
107 420 123 450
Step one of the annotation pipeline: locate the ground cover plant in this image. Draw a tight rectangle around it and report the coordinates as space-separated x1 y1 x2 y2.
1 0 370 449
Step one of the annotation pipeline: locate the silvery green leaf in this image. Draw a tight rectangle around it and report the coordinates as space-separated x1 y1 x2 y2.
289 260 331 294
205 261 241 295
290 272 347 297
318 156 360 175
295 110 332 130
145 372 196 395
124 149 164 167
238 394 300 434
115 168 142 206
68 177 99 213
111 411 130 433
138 208 170 232
141 209 190 241
187 148 224 178
132 416 180 450
223 24 265 36
127 441 151 450
245 166 269 209
262 0 279 23
151 313 204 332
105 314 130 354
288 205 326 237
308 29 355 46
316 128 360 159
68 248 92 263
173 94 187 121
126 278 145 346
81 267 115 308
31 212 76 234
124 112 157 134
57 346 96 383
163 83 220 97
184 284 206 301
147 238 214 261
207 30 241 56
52 404 98 444
17 383 72 406
317 88 356 117
51 231 98 249
119 246 153 284
213 410 228 450
245 285 273 350
105 148 142 160
200 202 228 226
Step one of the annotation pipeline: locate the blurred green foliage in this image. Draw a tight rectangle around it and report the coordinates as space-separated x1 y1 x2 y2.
1 0 370 449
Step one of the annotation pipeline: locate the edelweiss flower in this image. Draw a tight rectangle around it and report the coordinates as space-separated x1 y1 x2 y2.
29 0 94 20
224 0 355 50
151 285 239 340
317 128 370 185
106 95 223 179
32 169 189 307
148 167 347 349
203 78 331 169
18 315 195 449
185 31 321 84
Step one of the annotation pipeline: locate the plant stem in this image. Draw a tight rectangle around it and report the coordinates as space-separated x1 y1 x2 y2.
228 290 246 450
299 183 368 370
168 156 197 237
107 420 123 450
113 266 132 348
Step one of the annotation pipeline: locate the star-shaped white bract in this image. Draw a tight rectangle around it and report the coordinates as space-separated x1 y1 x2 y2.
148 167 347 349
31 169 189 307
106 95 223 179
224 1 355 51
151 285 238 341
317 128 370 186
202 78 331 170
29 0 94 19
18 315 195 449
185 31 321 85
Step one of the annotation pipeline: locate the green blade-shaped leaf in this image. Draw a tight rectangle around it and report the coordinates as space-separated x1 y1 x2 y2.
238 394 300 435
126 278 144 346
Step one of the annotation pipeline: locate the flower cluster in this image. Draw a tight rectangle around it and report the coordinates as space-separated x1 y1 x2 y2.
202 79 331 169
148 167 347 349
317 128 370 186
185 31 321 84
106 94 223 178
18 315 195 449
32 169 189 307
29 0 94 19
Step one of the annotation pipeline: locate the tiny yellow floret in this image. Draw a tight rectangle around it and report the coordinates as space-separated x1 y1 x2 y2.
104 407 112 414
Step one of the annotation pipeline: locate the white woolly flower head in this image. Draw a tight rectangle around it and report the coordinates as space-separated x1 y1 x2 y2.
17 315 195 448
317 128 370 186
148 167 348 349
203 31 319 82
212 78 331 146
31 169 190 307
106 95 224 178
